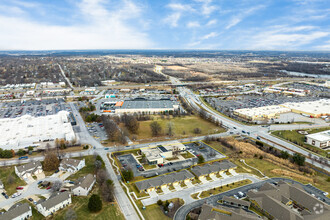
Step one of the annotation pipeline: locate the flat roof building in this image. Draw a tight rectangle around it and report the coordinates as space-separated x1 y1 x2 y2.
0 111 75 150
280 99 330 118
234 105 290 121
115 97 179 114
306 130 330 150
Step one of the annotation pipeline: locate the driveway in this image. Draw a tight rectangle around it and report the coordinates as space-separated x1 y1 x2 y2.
210 175 219 181
174 185 182 191
141 174 260 206
200 178 208 184
148 190 158 198
221 173 229 178
162 187 171 194
230 170 238 176
185 181 194 188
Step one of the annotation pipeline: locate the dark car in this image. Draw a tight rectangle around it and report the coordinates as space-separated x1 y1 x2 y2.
28 198 33 202
37 181 42 185
55 170 59 173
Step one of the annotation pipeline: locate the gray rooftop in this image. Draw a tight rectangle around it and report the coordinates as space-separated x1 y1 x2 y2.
16 161 42 174
0 203 31 220
120 98 177 110
135 170 194 191
72 174 95 191
198 204 259 220
60 158 82 168
247 182 330 220
223 196 251 207
191 160 237 177
39 191 71 210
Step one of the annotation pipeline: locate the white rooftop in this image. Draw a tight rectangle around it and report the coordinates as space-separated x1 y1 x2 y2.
0 111 75 150
281 99 330 116
306 130 330 142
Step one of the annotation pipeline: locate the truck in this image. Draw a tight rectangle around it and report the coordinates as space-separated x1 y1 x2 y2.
19 156 28 160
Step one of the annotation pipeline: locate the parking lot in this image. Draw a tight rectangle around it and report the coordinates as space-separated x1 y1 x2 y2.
0 98 71 119
185 141 226 162
86 122 108 141
118 141 225 178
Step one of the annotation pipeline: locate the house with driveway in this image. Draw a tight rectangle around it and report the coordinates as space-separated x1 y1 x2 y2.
15 161 43 180
0 203 32 220
72 174 96 196
59 158 85 173
135 170 195 193
36 191 72 217
191 160 237 180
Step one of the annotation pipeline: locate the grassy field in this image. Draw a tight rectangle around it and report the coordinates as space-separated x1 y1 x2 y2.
272 127 330 157
0 166 26 195
197 179 252 199
52 187 124 220
132 115 225 142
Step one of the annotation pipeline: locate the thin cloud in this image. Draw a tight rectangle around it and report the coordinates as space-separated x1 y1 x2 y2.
226 5 266 29
206 19 217 26
0 0 152 50
187 21 200 28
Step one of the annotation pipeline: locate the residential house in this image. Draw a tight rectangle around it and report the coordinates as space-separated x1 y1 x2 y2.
222 196 251 209
59 158 85 173
15 161 43 180
0 203 32 220
135 170 194 193
191 160 237 180
72 174 96 196
247 181 330 220
36 191 72 217
198 204 260 220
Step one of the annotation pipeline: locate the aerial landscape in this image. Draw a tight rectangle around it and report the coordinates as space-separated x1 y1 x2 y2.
0 0 329 220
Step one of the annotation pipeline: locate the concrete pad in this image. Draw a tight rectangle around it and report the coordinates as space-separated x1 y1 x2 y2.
148 190 158 198
211 175 219 181
174 185 182 191
60 172 72 180
36 172 45 180
162 187 171 194
200 178 208 184
185 181 194 188
230 170 238 176
220 173 229 178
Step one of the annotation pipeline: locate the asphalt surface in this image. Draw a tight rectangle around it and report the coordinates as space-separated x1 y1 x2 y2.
174 177 330 220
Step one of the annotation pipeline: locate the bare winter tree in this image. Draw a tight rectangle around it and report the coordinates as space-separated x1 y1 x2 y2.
52 181 62 192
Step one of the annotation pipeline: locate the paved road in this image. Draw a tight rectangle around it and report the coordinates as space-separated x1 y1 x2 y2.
174 177 330 220
169 72 330 172
58 64 74 90
141 174 260 206
70 103 141 220
0 176 61 210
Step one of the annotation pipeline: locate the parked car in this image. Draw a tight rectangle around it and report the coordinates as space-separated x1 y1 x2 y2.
28 198 33 202
55 170 59 173
16 186 24 190
18 156 28 160
46 186 51 190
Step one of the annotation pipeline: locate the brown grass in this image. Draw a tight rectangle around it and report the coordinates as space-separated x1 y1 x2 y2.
271 169 313 183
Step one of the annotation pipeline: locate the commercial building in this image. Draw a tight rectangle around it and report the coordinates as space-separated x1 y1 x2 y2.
306 130 330 149
280 99 330 118
191 160 237 180
36 192 72 217
114 97 179 114
72 174 96 196
198 204 259 220
0 203 32 220
247 181 330 220
135 170 194 193
59 158 85 173
0 111 76 150
15 161 43 180
140 142 186 165
233 105 290 121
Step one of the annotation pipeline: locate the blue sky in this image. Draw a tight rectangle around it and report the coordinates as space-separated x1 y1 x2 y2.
0 0 329 50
